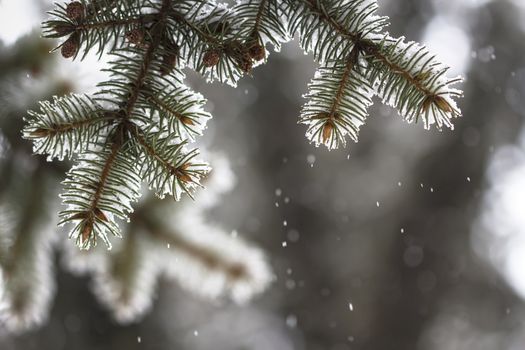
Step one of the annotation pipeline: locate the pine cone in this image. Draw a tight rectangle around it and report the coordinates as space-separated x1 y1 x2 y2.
248 43 265 61
61 34 80 58
322 122 334 144
203 49 220 67
237 55 253 73
66 1 85 21
125 29 144 45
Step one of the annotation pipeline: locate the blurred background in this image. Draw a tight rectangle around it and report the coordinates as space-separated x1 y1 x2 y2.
1 0 525 349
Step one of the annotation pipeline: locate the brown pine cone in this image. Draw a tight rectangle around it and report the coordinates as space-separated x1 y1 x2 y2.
125 29 144 45
203 49 220 67
66 1 85 21
61 34 80 58
248 43 265 61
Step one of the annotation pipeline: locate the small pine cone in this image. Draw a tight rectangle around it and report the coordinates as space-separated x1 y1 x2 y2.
179 116 195 126
125 29 144 45
203 49 220 67
238 56 253 73
433 95 454 113
248 43 265 61
61 34 79 58
80 221 93 243
66 1 85 21
322 122 334 144
175 168 192 183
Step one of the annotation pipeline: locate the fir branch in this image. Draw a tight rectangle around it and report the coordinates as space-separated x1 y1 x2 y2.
301 46 374 149
148 226 251 283
25 0 466 253
130 125 208 200
59 131 141 249
140 81 210 139
44 0 146 59
289 0 462 138
0 169 56 331
364 35 463 128
23 94 116 160
232 0 289 59
137 205 273 303
287 0 387 62
90 227 160 323
167 1 252 84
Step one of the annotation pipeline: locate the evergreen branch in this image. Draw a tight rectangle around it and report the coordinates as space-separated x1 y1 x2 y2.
287 0 387 62
148 225 251 283
44 0 146 59
106 229 142 313
23 94 117 160
51 0 212 249
167 1 252 85
289 0 462 135
232 0 289 59
90 228 160 323
0 169 56 331
301 47 373 149
130 125 209 200
138 74 211 140
364 35 463 128
138 208 272 303
59 129 141 250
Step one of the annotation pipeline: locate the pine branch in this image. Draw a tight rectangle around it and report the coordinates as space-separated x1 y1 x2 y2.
129 164 271 306
149 225 252 284
0 169 56 331
364 35 463 128
287 0 387 62
59 131 141 249
142 213 271 303
23 94 116 160
91 228 160 323
25 0 465 251
287 0 462 146
130 125 208 200
139 74 211 140
301 47 373 149
27 0 212 249
44 0 147 58
232 0 289 59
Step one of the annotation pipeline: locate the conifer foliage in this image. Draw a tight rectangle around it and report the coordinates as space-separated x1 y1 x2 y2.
24 0 463 250
1 31 270 332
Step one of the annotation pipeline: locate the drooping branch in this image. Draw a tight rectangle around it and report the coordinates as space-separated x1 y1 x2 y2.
300 0 432 95
292 0 462 143
57 0 177 248
301 46 373 148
